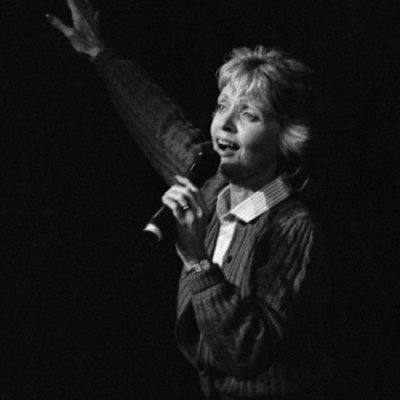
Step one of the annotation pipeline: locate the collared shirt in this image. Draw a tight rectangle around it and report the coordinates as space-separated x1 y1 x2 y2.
212 176 291 266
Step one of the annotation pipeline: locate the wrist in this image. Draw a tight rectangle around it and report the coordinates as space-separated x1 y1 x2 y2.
175 244 211 273
87 45 105 61
185 259 213 274
177 242 208 262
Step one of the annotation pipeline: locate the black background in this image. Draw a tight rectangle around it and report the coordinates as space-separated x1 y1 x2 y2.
1 0 399 399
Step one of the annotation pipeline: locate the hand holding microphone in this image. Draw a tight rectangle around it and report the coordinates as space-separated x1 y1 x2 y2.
142 142 219 245
161 175 211 263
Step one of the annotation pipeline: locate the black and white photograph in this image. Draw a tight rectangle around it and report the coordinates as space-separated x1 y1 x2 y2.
2 1 398 399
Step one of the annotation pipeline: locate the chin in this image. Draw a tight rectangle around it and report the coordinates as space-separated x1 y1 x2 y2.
219 163 242 182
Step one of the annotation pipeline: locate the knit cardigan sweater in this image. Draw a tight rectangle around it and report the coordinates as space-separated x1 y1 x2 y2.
93 50 332 399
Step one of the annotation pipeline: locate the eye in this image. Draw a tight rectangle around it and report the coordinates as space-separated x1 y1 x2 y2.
241 110 260 122
216 102 226 112
212 102 226 117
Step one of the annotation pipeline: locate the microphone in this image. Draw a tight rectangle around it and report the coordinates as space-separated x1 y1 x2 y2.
142 142 220 245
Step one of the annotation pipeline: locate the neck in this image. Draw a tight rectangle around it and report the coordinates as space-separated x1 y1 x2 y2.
229 185 255 208
229 169 279 208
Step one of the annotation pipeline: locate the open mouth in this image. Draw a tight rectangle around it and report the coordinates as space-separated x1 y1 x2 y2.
216 139 240 151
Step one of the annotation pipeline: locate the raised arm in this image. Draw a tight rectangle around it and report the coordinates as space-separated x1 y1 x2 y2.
47 0 204 185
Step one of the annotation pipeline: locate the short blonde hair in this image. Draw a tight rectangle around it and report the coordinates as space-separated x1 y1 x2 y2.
217 46 323 191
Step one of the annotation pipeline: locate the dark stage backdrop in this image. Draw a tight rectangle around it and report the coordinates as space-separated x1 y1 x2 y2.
1 1 398 399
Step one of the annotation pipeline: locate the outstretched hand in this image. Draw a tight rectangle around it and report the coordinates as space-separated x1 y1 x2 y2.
46 0 105 60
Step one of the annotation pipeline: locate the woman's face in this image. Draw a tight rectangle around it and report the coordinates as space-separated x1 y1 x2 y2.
211 84 282 188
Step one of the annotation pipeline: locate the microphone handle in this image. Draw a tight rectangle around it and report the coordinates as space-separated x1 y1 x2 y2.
142 205 174 245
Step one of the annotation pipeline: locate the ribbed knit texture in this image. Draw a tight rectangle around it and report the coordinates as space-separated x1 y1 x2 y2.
176 189 331 398
93 50 332 399
93 49 204 186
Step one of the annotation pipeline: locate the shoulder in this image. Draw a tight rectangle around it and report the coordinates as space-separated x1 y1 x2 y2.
273 195 312 219
272 196 314 227
266 196 316 246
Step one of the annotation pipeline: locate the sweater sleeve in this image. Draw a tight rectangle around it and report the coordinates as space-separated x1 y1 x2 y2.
184 214 315 379
92 49 205 186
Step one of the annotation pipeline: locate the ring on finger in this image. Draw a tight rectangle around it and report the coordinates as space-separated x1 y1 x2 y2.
181 203 190 212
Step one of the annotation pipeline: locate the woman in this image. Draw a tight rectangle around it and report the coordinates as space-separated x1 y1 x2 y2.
47 1 332 398
161 48 332 400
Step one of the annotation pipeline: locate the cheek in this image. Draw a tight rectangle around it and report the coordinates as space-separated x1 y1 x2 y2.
210 118 218 139
264 134 280 158
244 130 280 161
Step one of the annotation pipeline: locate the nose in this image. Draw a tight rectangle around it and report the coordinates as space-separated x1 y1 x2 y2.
221 109 237 133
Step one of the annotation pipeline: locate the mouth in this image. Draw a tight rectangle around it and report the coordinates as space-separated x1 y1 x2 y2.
216 139 240 152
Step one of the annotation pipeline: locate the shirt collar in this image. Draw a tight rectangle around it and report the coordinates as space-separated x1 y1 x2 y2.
216 176 291 223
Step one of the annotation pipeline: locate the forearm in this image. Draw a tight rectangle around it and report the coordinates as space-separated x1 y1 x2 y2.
47 3 204 184
93 49 205 185
184 267 277 379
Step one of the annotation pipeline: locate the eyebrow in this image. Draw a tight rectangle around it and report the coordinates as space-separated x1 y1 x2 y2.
218 94 259 106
